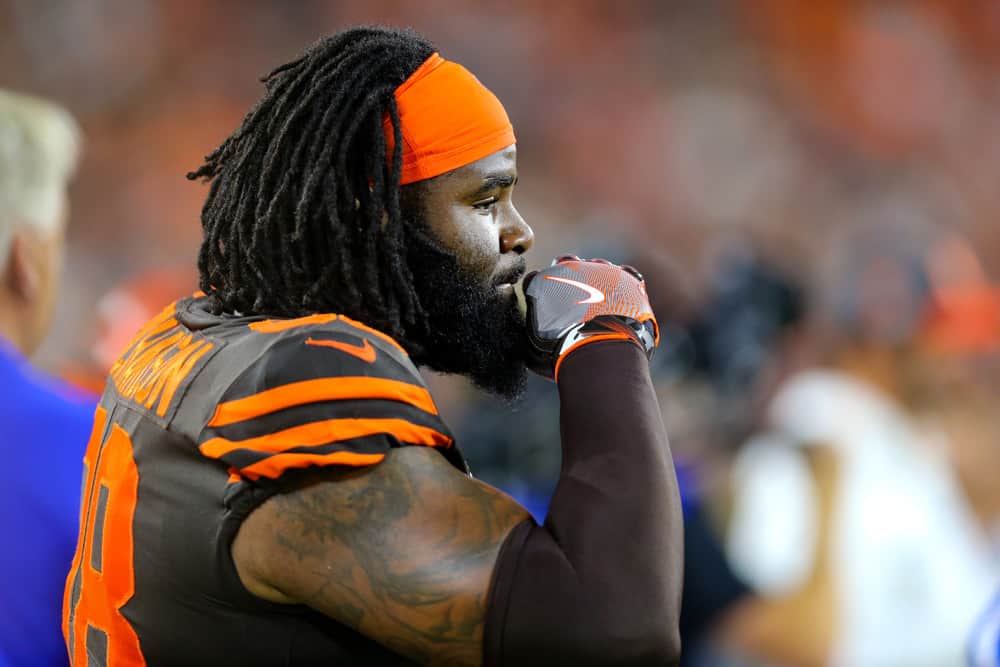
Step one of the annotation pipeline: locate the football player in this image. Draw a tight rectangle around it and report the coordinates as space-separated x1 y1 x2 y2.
64 27 682 666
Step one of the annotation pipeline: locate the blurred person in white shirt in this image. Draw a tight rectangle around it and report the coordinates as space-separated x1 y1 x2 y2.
726 227 1000 667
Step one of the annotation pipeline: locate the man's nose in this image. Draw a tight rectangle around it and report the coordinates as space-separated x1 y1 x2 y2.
500 208 534 255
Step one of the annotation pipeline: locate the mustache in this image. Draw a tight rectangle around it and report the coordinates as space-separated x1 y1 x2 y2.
493 257 528 287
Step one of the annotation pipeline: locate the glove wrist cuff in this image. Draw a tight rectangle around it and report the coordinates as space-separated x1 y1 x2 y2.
553 332 639 381
551 316 656 381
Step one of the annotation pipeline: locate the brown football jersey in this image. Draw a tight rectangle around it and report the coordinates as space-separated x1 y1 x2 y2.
63 295 467 666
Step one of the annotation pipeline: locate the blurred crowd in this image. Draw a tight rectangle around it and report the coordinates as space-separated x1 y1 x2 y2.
3 0 1000 665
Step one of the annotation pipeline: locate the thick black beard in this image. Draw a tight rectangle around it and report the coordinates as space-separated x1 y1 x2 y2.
402 225 528 402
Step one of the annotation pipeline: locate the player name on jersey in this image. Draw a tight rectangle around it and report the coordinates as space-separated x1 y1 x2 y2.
109 305 213 418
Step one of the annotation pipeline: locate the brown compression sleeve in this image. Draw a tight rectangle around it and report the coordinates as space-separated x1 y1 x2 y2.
484 340 683 667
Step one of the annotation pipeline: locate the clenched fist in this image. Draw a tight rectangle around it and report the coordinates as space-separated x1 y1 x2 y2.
523 256 659 379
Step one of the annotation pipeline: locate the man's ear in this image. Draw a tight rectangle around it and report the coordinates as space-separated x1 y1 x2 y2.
5 229 42 303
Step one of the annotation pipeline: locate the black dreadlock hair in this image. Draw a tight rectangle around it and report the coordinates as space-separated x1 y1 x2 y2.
187 26 435 340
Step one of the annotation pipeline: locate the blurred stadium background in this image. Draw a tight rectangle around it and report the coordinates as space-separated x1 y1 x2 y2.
5 1 1000 665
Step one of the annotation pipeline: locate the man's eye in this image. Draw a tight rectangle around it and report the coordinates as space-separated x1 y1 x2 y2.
473 197 499 210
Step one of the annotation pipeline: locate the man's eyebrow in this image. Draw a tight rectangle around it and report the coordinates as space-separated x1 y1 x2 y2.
471 174 517 197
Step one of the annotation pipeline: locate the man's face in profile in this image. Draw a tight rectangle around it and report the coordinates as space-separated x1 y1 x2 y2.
402 146 534 401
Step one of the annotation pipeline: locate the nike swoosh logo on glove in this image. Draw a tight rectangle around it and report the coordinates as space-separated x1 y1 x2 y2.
305 337 377 363
544 275 606 304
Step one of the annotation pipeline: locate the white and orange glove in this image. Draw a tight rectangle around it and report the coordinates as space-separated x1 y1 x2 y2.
524 255 659 380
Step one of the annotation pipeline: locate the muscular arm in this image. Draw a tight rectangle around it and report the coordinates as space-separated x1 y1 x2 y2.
234 341 682 666
233 445 527 665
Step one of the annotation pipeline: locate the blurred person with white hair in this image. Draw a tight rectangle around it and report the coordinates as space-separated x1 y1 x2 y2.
0 88 93 667
726 219 1000 667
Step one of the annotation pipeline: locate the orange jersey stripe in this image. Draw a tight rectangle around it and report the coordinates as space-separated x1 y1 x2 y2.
240 450 386 481
249 313 338 333
247 312 407 354
207 376 440 427
200 417 452 459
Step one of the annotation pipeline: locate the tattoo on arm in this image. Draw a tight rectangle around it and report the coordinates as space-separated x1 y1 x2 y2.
255 447 529 666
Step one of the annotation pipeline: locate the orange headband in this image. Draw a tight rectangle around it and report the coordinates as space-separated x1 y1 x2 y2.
384 53 515 185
